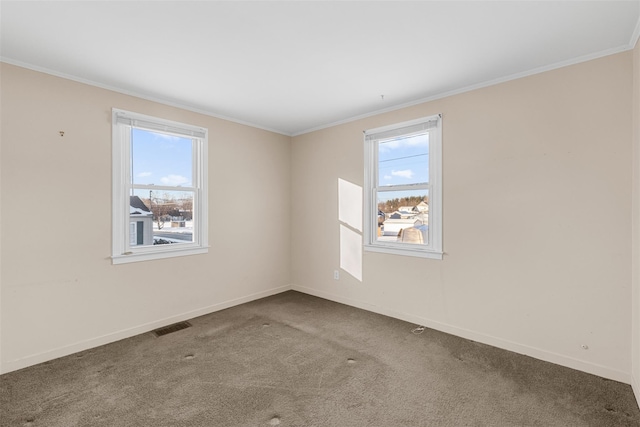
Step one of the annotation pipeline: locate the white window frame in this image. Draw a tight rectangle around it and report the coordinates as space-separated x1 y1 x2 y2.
111 108 208 264
364 114 443 259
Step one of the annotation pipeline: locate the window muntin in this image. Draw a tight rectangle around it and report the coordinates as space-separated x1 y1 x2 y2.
112 109 208 264
130 128 195 247
364 115 442 259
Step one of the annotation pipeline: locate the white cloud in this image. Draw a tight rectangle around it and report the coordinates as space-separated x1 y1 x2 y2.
384 175 392 180
392 169 414 179
160 174 189 186
137 171 152 178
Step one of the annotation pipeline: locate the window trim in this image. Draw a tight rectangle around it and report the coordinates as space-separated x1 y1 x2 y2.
111 108 209 264
363 114 443 259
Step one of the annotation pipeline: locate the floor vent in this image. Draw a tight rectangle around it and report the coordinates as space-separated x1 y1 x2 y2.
153 321 192 337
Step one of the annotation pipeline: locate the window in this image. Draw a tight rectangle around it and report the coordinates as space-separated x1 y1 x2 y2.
112 108 208 264
364 114 442 259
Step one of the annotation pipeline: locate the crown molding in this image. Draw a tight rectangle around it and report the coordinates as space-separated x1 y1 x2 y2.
0 57 292 137
3 35 638 140
630 1 640 49
292 43 635 137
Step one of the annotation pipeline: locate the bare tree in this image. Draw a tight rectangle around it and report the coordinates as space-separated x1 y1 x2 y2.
378 195 428 214
149 192 176 230
177 197 193 220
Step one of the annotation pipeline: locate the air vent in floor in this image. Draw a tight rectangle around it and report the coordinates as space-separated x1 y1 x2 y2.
153 321 192 337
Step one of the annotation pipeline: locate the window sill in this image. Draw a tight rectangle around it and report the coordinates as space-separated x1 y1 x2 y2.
364 244 443 260
112 245 209 264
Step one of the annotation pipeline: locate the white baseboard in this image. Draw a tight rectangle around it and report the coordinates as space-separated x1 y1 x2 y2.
1 285 292 375
4 283 632 386
292 284 632 384
633 372 640 409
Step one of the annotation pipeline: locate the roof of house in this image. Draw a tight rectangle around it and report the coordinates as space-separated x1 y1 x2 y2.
130 196 152 216
398 206 416 213
416 201 429 212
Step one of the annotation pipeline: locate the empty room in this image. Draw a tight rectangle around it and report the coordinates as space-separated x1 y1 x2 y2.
2 1 640 426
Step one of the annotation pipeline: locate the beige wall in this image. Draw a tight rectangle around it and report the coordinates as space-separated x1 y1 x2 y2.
633 40 640 402
292 52 633 382
1 49 638 391
0 63 292 373
0 61 3 372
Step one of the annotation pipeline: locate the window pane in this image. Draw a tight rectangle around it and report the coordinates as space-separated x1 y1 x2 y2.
376 189 429 245
378 133 429 187
131 128 193 187
131 189 195 246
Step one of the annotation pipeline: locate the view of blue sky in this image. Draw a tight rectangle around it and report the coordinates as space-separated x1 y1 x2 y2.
378 133 429 187
131 128 193 187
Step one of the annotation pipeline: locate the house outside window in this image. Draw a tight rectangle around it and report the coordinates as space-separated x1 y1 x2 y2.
112 108 208 264
129 195 153 246
364 114 442 259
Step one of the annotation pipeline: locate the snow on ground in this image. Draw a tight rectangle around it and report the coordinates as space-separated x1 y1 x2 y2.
153 220 194 234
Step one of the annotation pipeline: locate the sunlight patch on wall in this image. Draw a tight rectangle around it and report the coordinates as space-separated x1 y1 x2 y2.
338 178 362 232
340 224 362 282
337 178 363 282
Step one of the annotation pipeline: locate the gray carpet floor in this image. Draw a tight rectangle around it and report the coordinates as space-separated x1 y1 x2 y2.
1 290 639 427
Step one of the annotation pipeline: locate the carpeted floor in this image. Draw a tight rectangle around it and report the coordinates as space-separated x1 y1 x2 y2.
1 290 639 426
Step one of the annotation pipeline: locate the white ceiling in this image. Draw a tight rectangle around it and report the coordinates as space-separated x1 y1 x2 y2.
2 1 640 136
